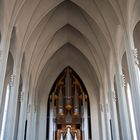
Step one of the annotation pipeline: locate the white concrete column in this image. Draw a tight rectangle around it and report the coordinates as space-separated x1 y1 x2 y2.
102 84 112 140
104 103 112 140
108 86 120 140
3 67 21 140
30 111 37 140
115 64 132 140
37 92 47 140
17 76 30 140
107 78 120 140
99 87 107 140
27 92 37 140
124 33 140 139
0 26 15 112
16 91 27 140
27 82 40 140
26 100 34 140
0 79 9 134
0 46 10 111
26 104 33 140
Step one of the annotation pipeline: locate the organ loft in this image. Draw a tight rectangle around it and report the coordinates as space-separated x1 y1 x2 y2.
47 67 91 140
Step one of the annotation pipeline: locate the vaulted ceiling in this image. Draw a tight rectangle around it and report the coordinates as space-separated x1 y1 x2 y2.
1 0 140 95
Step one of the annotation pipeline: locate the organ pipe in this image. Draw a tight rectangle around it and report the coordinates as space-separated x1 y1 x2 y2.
65 68 72 111
57 86 64 115
73 85 80 115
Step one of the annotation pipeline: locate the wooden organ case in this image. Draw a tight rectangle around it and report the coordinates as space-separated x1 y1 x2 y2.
49 67 87 140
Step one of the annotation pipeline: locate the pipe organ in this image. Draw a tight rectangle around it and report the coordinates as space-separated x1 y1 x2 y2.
48 67 91 140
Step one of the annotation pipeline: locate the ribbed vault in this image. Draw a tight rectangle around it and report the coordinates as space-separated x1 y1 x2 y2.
11 1 125 118
15 0 120 91
1 0 140 140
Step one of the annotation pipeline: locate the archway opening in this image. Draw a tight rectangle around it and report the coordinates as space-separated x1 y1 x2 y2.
46 66 91 140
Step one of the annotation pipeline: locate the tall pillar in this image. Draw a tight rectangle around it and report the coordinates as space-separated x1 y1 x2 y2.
31 112 37 140
36 93 47 140
104 103 112 140
99 84 112 140
115 63 132 140
26 91 35 140
107 76 120 140
16 91 25 140
102 85 112 140
17 76 30 140
0 26 15 114
124 33 140 139
3 68 21 140
108 88 120 140
0 83 10 140
99 87 107 140
0 79 9 136
0 47 10 112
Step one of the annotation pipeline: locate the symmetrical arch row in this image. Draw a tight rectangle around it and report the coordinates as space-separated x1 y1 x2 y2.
0 0 140 140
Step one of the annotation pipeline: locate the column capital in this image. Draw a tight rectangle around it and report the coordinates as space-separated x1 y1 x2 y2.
112 91 117 102
121 74 126 87
132 48 139 66
19 91 24 102
9 74 16 87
